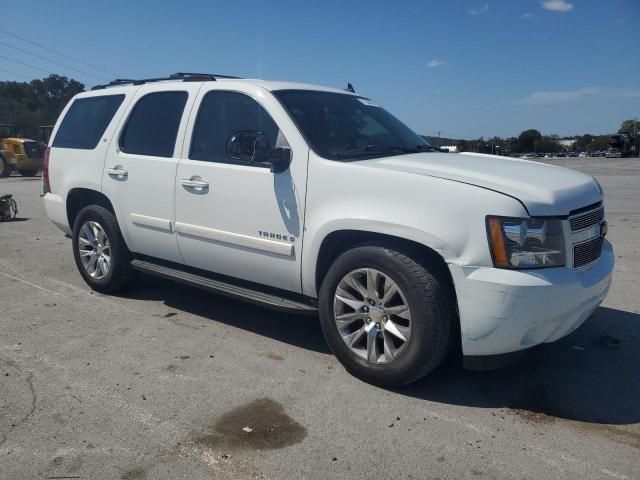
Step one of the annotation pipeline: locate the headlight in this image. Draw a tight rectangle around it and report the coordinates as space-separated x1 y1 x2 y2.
486 216 565 269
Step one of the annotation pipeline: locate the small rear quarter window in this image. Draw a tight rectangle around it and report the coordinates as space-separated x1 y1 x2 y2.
52 94 125 149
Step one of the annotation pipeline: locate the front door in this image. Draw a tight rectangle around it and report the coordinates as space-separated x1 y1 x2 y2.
174 84 309 293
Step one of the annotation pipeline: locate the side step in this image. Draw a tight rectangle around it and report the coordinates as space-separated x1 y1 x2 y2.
131 259 318 315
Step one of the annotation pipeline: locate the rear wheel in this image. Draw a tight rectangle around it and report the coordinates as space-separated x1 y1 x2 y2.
18 169 39 177
318 245 455 387
0 157 10 178
72 205 136 293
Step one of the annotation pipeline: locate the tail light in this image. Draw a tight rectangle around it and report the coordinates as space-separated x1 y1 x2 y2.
42 147 51 193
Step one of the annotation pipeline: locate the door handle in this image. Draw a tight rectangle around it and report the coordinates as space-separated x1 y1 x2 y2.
180 177 209 190
106 166 128 178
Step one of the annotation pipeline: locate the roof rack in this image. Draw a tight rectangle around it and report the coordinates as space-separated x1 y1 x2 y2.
91 72 241 90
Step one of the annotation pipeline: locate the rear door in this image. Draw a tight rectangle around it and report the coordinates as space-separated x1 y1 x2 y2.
174 83 309 293
102 83 200 263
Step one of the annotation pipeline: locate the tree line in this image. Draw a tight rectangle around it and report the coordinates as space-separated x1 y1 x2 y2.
426 119 639 154
0 74 84 140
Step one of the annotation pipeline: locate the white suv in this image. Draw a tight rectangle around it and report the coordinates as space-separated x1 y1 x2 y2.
43 73 613 386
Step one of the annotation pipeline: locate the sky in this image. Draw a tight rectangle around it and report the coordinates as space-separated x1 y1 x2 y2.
1 0 639 139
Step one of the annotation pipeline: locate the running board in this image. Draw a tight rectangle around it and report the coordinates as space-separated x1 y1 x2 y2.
130 259 318 314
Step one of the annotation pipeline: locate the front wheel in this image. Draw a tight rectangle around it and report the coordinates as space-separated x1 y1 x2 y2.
72 205 136 293
318 245 455 387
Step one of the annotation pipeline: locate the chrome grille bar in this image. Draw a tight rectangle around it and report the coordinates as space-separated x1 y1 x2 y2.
570 207 604 232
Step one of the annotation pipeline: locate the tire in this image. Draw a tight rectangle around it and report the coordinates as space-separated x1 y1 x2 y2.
318 245 455 387
72 205 136 293
0 157 10 178
18 169 39 177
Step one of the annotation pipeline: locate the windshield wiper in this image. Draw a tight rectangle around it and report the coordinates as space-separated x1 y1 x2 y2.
336 145 389 158
415 144 437 152
383 145 419 153
336 143 435 159
337 145 412 158
382 145 437 153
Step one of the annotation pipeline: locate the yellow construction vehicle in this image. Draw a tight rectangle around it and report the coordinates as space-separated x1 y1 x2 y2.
0 124 44 177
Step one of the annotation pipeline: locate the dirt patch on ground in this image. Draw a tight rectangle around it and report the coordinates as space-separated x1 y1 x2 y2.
120 466 147 479
193 397 306 450
507 408 555 425
261 352 284 361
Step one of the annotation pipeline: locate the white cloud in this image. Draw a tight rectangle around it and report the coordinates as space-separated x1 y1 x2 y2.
427 59 445 68
468 4 489 15
522 13 535 18
541 0 574 12
521 88 597 105
519 87 640 105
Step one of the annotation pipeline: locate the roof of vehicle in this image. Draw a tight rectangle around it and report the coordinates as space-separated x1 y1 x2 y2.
88 73 357 96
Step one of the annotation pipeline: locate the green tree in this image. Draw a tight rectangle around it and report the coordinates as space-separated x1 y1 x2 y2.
574 134 595 151
590 135 611 151
516 129 542 152
0 74 84 140
537 135 561 153
619 119 640 137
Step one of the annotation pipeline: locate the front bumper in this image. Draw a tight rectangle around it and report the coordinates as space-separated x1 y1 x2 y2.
450 239 614 357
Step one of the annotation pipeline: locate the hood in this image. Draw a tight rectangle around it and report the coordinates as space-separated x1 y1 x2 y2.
361 152 601 216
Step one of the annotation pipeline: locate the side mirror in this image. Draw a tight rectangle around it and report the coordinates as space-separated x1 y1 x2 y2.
226 130 291 173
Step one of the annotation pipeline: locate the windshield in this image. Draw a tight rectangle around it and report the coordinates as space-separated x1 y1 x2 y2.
273 90 433 161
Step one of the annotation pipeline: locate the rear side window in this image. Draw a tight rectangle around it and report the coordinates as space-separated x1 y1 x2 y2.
119 91 188 157
190 91 279 164
52 94 124 149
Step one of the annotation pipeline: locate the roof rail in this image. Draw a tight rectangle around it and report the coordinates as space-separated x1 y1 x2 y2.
91 72 241 90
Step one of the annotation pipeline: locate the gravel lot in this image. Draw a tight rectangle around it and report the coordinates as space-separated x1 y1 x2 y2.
1 157 638 480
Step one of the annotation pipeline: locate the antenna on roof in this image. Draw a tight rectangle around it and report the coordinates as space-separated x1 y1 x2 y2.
346 83 355 93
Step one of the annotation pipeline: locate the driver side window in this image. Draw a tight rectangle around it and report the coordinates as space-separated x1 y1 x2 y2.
189 91 282 165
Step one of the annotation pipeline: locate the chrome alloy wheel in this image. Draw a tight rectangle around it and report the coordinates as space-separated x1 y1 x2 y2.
77 221 111 280
333 268 412 364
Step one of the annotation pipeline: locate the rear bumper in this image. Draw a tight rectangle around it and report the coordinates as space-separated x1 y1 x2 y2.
43 193 71 235
450 239 614 357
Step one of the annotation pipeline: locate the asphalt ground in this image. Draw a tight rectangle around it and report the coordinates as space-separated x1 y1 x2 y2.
0 157 638 480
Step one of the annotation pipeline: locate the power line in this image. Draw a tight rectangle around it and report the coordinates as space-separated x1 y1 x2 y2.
0 66 31 79
0 28 118 78
0 39 109 81
0 54 52 75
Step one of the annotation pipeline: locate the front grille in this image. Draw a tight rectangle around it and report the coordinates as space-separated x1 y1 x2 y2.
574 236 603 268
570 207 604 231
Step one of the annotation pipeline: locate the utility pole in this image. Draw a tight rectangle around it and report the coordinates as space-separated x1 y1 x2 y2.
633 117 638 155
436 131 442 147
